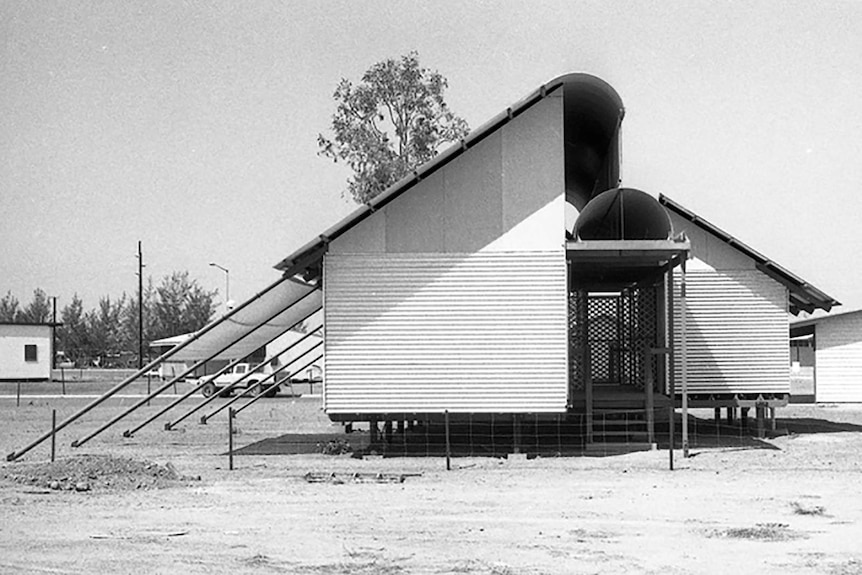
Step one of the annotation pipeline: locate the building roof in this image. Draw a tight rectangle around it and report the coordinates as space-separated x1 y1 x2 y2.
271 72 839 316
791 308 862 329
274 73 622 279
659 194 839 315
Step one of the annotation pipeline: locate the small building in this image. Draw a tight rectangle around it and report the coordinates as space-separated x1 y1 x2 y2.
0 323 56 382
266 73 837 443
790 310 862 403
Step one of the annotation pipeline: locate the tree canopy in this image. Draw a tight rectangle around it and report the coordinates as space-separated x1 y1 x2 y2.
318 52 470 204
3 272 218 367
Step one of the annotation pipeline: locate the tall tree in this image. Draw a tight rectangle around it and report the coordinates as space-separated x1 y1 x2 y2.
0 291 20 322
85 295 127 364
121 277 156 358
18 288 51 323
318 51 469 204
151 271 217 340
6 270 217 365
57 295 87 364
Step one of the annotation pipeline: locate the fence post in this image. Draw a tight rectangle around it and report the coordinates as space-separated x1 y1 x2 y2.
668 405 675 471
444 410 451 471
645 352 655 446
16 381 21 407
556 414 562 455
228 407 234 471
51 409 56 462
61 368 66 395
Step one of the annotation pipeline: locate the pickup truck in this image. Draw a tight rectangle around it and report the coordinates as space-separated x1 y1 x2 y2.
199 363 281 398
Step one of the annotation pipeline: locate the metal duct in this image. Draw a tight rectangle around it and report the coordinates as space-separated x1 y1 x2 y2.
563 75 624 211
574 188 672 241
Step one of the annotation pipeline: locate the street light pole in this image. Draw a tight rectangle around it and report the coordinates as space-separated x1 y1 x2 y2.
209 262 229 310
137 241 144 371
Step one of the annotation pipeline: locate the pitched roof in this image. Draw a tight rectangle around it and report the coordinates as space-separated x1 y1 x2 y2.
659 194 839 314
791 308 862 328
274 73 622 278
271 73 839 316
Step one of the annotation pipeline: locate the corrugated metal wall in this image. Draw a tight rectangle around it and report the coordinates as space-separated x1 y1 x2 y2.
324 252 568 414
673 269 790 394
816 314 862 402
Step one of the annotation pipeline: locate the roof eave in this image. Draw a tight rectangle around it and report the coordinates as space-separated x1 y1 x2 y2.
658 194 840 314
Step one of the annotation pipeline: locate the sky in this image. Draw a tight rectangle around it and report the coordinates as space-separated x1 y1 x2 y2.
2 0 861 314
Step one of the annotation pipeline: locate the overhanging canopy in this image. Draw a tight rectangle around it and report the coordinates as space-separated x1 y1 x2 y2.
158 279 322 362
567 239 691 290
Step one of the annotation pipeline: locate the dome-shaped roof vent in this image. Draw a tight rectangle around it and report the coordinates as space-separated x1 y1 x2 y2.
574 188 671 241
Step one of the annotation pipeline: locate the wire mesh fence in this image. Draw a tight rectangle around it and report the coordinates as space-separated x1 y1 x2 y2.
228 406 862 460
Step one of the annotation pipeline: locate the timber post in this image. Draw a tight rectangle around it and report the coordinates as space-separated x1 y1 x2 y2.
668 404 675 471
513 414 521 454
680 256 689 458
645 350 655 446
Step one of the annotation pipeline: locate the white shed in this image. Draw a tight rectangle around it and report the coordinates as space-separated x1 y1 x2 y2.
0 323 55 381
791 310 862 403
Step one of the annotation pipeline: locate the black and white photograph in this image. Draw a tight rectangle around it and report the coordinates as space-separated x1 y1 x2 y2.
2 2 861 573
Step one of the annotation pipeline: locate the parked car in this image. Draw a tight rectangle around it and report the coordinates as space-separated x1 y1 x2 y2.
55 351 75 369
199 363 281 398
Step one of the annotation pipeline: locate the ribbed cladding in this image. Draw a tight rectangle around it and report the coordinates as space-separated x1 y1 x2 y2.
816 316 862 402
673 269 790 394
324 252 568 414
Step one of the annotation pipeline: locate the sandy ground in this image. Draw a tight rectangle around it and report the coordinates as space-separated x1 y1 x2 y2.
2 390 862 574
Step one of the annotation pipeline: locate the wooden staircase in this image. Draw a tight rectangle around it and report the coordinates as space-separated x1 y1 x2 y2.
583 387 668 453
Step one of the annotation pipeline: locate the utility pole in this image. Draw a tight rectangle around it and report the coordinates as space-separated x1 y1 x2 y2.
137 241 144 371
51 296 57 369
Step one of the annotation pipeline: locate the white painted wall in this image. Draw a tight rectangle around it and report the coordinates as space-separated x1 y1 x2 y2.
324 93 569 414
324 252 568 414
0 324 53 381
815 311 862 402
668 211 790 395
329 92 565 255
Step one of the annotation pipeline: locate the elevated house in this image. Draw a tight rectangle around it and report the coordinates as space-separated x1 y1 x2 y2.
267 73 837 445
9 73 840 463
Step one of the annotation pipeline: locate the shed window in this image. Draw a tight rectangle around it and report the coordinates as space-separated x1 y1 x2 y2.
24 344 38 362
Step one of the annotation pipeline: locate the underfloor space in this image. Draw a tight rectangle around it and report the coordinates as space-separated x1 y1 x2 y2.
307 409 801 458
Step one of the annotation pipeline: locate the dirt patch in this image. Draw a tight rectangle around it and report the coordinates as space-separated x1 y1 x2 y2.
0 454 198 492
791 500 827 516
2 399 862 574
705 522 806 542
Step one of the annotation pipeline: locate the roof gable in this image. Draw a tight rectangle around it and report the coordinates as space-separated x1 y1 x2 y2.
275 73 622 275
